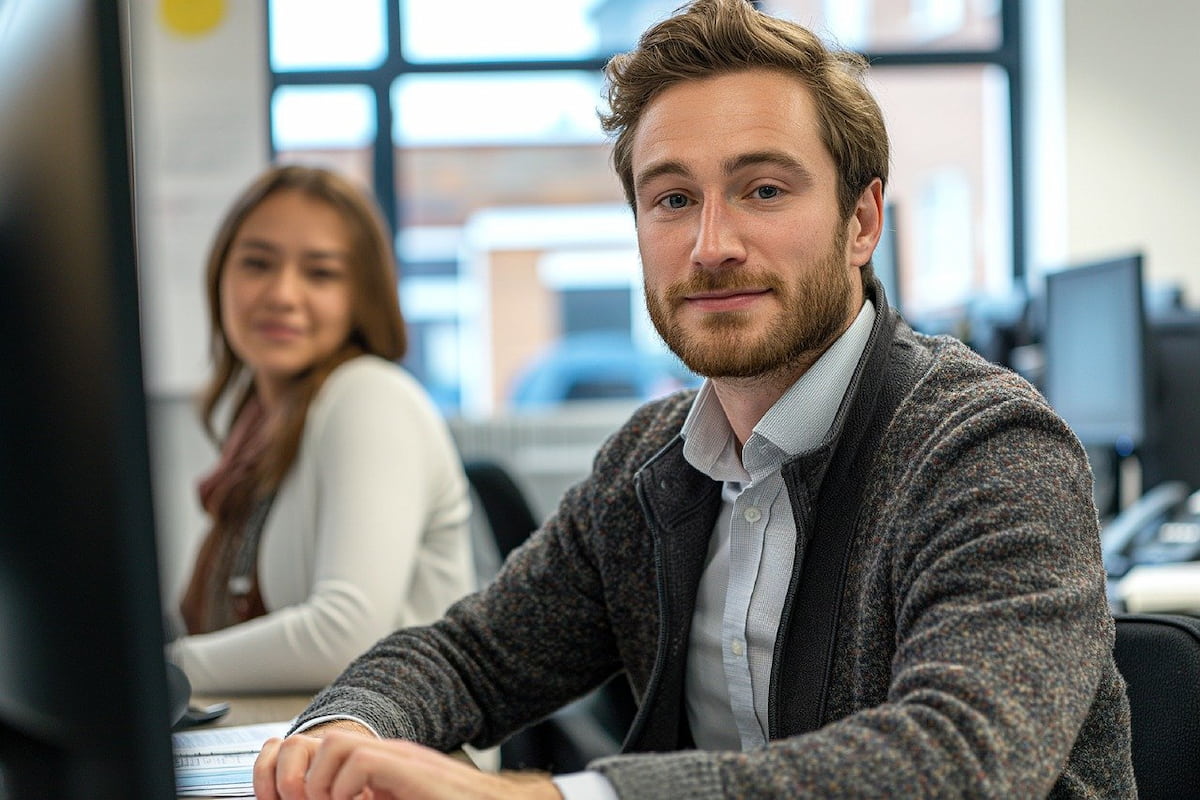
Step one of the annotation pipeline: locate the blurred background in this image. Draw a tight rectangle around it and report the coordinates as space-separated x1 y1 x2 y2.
129 1 1200 600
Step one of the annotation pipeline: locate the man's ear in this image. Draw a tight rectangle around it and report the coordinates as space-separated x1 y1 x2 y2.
847 178 884 268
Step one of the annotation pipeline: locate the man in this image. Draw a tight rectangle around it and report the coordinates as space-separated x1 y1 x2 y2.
255 1 1135 798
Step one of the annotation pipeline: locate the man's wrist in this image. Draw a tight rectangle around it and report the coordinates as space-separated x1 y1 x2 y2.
291 713 381 738
298 718 375 738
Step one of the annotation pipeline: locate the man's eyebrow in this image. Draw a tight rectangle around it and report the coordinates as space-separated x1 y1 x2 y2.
634 151 814 195
633 160 694 195
723 150 814 181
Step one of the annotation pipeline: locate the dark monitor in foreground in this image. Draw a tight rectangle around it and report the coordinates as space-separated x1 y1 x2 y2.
1042 254 1148 455
0 1 176 797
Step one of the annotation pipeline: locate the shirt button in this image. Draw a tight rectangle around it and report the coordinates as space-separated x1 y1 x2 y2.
730 639 745 657
743 506 762 523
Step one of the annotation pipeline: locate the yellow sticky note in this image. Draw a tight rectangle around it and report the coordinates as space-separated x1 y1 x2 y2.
160 0 227 37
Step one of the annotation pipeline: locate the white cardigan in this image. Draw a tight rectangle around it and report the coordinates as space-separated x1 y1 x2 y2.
169 356 474 693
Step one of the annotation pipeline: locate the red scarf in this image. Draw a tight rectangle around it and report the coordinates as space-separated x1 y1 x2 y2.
180 397 271 635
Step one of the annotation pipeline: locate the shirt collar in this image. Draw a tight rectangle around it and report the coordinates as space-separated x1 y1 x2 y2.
680 299 877 481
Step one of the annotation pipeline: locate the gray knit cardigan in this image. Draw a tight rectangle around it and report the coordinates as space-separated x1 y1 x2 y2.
297 291 1135 799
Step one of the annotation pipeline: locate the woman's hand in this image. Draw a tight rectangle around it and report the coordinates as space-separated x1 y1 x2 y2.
254 729 562 800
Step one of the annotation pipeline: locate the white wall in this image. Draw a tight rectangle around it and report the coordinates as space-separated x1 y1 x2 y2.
127 3 269 597
1062 0 1200 304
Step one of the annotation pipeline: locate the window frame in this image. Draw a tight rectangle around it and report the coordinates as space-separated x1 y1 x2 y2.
265 1 1024 280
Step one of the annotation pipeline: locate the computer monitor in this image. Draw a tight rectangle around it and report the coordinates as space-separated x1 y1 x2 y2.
0 1 176 797
1141 310 1200 492
1042 253 1149 473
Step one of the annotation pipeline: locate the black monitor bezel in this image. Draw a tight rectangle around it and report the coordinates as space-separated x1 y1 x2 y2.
0 1 176 796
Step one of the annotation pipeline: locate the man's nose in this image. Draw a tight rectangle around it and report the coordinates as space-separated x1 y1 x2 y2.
691 198 747 269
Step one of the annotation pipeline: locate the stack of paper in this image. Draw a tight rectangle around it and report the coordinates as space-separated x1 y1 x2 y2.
173 721 292 797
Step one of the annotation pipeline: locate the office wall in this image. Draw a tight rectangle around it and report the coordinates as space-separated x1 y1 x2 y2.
1062 0 1200 304
129 3 270 394
127 3 269 598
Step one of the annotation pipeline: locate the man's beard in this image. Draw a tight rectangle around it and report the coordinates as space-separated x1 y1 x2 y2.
644 228 854 379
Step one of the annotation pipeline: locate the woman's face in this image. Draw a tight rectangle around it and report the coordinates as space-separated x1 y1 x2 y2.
219 189 355 405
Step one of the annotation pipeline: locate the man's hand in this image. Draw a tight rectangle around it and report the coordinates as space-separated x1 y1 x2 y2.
254 729 563 800
251 719 375 798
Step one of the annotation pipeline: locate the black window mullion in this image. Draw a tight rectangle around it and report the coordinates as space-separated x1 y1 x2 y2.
1003 0 1026 281
864 49 1008 67
393 57 613 74
372 77 398 232
370 0 404 237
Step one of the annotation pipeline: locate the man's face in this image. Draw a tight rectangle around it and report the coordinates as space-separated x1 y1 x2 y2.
631 69 867 379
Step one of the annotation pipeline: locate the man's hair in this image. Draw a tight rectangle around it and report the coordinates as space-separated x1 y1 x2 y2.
600 0 889 221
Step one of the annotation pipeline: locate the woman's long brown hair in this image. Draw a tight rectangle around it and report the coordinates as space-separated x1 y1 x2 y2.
200 165 408 499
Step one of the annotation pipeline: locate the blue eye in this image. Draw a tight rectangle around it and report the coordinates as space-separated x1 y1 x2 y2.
662 194 689 210
754 185 781 200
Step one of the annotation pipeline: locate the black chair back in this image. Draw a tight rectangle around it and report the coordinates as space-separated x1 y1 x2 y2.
1112 613 1200 800
463 459 541 560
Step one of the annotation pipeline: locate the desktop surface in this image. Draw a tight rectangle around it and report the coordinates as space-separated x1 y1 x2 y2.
187 695 312 731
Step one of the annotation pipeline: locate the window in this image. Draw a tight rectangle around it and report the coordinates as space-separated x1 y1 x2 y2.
268 0 1023 414
765 0 1002 51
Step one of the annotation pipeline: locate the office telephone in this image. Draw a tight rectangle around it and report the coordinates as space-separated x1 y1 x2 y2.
1102 480 1200 577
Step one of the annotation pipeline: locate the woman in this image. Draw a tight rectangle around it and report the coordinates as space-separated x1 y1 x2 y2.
168 165 474 694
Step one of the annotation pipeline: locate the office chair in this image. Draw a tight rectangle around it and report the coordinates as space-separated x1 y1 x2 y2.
1112 613 1200 799
462 459 636 772
462 459 541 561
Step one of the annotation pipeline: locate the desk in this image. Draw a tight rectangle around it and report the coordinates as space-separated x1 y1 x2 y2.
176 694 493 798
190 693 313 729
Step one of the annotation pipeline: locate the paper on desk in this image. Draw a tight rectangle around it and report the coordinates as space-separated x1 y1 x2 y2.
174 720 291 798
